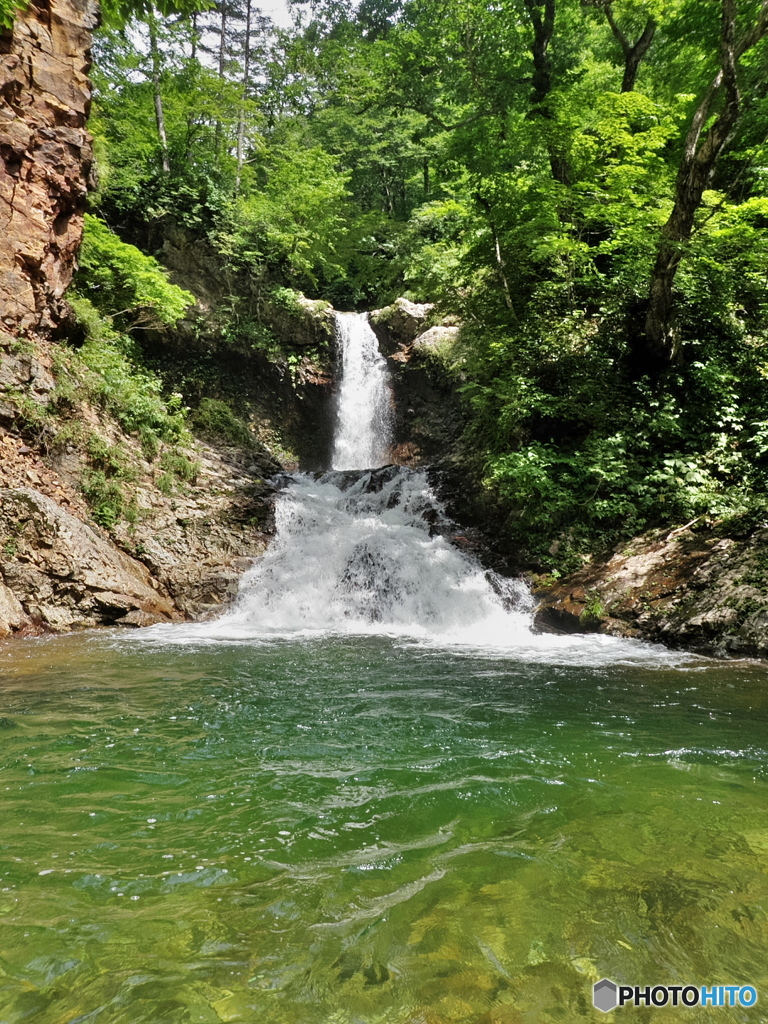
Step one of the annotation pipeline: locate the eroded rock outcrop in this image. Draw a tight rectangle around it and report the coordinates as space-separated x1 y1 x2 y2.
370 298 434 357
533 523 768 658
370 299 466 466
0 0 97 335
0 487 176 634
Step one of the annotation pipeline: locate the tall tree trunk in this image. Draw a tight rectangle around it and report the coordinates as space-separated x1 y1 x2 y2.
603 6 656 92
523 0 571 186
235 0 252 194
215 1 228 155
643 0 768 366
190 11 198 60
476 194 517 320
148 10 170 175
0 0 98 336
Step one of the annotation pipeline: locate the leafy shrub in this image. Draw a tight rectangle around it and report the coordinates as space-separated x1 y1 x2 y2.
86 433 133 478
66 294 190 448
82 471 136 529
190 397 253 447
159 449 200 483
76 214 194 329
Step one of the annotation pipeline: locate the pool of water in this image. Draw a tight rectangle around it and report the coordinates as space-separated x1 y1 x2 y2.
0 630 766 1023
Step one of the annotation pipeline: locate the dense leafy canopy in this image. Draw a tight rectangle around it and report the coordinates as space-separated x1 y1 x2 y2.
74 0 768 567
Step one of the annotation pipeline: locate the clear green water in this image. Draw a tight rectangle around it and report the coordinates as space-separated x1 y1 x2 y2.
0 631 767 1024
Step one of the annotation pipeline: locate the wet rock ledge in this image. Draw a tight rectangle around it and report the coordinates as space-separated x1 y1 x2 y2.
532 520 768 658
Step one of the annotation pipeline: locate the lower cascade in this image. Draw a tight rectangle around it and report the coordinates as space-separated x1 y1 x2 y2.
221 311 533 640
222 466 533 640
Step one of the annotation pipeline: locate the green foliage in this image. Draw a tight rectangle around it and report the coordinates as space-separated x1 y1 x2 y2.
81 0 768 565
0 0 24 27
56 295 204 525
159 448 200 483
86 433 134 479
216 142 352 289
580 591 605 626
77 215 194 329
100 0 212 31
463 293 768 569
190 397 253 447
66 294 189 447
156 471 176 496
82 471 136 529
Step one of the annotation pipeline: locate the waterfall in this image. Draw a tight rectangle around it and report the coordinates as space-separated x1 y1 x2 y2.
144 305 666 658
221 467 534 641
204 308 539 643
331 312 392 470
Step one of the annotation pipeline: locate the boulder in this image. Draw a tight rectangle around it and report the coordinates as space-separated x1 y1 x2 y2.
412 325 460 352
370 299 434 354
532 524 768 657
0 487 176 632
0 581 31 637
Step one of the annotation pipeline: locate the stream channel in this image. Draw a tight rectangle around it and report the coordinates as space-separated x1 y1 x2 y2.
0 313 767 1023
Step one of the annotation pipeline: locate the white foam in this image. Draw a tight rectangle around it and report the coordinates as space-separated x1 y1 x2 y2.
128 313 697 669
133 470 695 668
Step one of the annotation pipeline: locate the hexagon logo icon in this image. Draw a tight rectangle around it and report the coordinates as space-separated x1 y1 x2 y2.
593 978 618 1013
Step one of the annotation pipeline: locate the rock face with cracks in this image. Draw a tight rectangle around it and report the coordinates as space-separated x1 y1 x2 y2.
0 0 97 336
533 522 768 658
0 487 176 635
369 299 466 466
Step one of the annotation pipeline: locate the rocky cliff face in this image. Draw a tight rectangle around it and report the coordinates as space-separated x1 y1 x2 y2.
0 410 279 639
0 487 176 634
0 0 96 336
0 330 280 640
139 222 337 471
370 298 465 466
530 522 768 658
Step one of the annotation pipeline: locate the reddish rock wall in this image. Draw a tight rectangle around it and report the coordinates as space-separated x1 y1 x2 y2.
0 0 97 335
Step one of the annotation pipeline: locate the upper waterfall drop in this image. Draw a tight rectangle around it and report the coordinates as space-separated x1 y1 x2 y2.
331 311 392 470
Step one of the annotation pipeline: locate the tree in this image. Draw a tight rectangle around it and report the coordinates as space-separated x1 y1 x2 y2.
584 0 656 92
147 8 171 173
644 0 768 365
